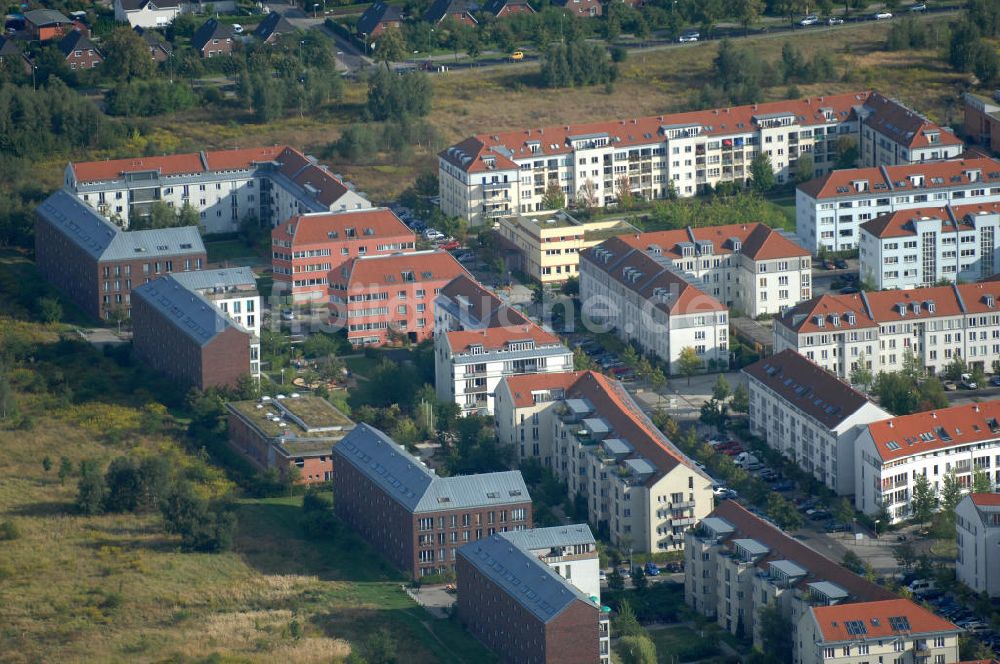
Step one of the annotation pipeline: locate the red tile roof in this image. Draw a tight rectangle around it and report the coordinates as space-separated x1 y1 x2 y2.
437 274 539 329
446 324 562 354
970 493 1000 507
862 92 963 150
615 222 807 261
272 208 414 247
811 599 958 642
499 371 586 408
798 157 1000 200
861 202 1000 239
340 250 469 289
72 152 207 182
866 401 1000 462
202 145 285 171
776 293 875 334
444 91 873 174
712 501 896 602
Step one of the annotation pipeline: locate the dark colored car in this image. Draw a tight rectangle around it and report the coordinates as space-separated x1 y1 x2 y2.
644 562 661 576
834 258 849 269
808 509 832 521
824 521 851 533
840 286 860 294
773 479 795 491
821 259 834 270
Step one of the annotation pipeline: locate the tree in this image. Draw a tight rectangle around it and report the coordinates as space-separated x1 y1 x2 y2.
677 347 702 385
767 493 803 530
608 569 625 591
759 603 793 664
833 497 854 527
102 27 156 82
944 355 968 382
541 182 565 211
850 354 873 391
618 634 657 664
37 297 62 324
160 481 236 552
374 28 406 69
794 153 815 184
911 473 937 527
750 152 775 193
614 599 644 637
76 459 107 515
712 374 731 402
834 136 859 169
973 468 993 494
615 175 635 211
940 470 963 514
872 372 918 416
731 383 750 413
630 565 648 591
842 550 864 574
58 456 73 485
42 456 52 473
577 179 599 211
731 0 764 34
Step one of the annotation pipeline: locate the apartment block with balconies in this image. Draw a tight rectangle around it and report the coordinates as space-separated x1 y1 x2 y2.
955 493 1000 597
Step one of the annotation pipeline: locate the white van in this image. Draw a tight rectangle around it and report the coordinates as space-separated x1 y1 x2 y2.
908 579 936 594
735 452 762 471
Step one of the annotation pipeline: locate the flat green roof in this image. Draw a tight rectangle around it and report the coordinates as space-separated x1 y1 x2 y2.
584 222 635 243
227 396 353 440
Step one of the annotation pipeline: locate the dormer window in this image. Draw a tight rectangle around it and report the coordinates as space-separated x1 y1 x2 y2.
896 303 907 316
926 300 936 314
470 344 484 355
987 295 995 308
831 315 840 327
853 180 868 193
847 313 856 325
815 315 825 328
911 301 920 314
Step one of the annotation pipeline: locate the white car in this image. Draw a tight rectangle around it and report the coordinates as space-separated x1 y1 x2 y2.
873 11 892 19
424 228 444 240
827 16 844 24
231 23 244 34
678 31 699 42
799 14 819 25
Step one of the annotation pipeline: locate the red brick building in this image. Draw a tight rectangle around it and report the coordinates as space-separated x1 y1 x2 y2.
58 30 102 70
332 423 533 579
424 0 478 25
271 208 415 303
356 1 403 39
482 0 535 16
329 250 469 345
24 8 72 41
964 92 1000 151
131 275 251 390
226 395 354 484
457 534 602 664
551 0 601 17
192 18 234 58
35 190 206 321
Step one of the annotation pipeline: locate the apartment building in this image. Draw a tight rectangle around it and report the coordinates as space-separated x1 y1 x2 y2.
329 250 469 346
434 275 573 415
495 370 713 552
579 237 729 374
963 92 1000 150
798 600 960 664
35 189 206 321
859 92 963 168
855 401 1000 523
131 274 252 390
956 493 1000 597
226 394 354 484
331 423 532 579
607 223 811 317
744 350 891 496
495 211 636 284
440 91 959 226
457 533 604 664
796 157 1000 253
271 208 416 302
65 145 370 233
859 203 1000 290
170 267 261 378
685 501 896 651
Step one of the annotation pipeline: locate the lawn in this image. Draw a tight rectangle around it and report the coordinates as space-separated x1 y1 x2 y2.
205 238 266 266
644 623 741 663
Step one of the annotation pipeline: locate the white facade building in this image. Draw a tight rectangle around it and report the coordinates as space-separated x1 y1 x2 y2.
170 266 262 378
65 145 370 234
855 401 1000 522
774 281 1000 381
859 92 964 168
433 275 572 415
859 203 1000 290
495 370 713 553
956 493 1000 598
744 350 891 496
796 157 1000 253
579 236 729 374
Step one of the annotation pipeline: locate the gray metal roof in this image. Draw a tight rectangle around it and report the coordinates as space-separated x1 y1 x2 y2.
132 276 244 346
601 438 633 456
333 424 530 513
566 398 592 416
36 190 204 262
24 8 71 25
624 458 656 476
170 267 257 293
500 524 596 552
770 559 808 579
808 581 849 600
582 417 611 436
701 517 735 537
733 538 770 558
458 534 595 624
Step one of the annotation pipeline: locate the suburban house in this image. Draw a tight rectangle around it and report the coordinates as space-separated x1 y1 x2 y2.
495 370 714 553
795 157 1000 253
192 19 234 58
579 236 729 374
855 401 1000 523
134 26 173 61
859 92 963 167
0 36 32 74
434 274 573 415
424 0 478 25
439 91 959 226
457 532 605 664
131 274 252 390
226 394 354 484
551 0 602 17
65 145 370 233
270 208 415 303
331 423 533 579
34 189 205 321
963 92 1000 151
328 250 469 346
773 281 1000 380
254 11 298 44
24 9 72 41
956 493 1000 597
114 0 182 28
859 202 1000 290
356 1 403 38
58 30 102 70
744 350 891 496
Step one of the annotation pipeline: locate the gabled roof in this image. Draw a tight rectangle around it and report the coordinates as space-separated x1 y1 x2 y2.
118 0 181 11
615 222 807 261
336 250 469 289
58 30 99 58
500 524 595 552
458 534 595 623
811 599 958 643
970 493 1000 507
272 208 413 247
169 266 257 293
132 275 246 346
333 423 530 513
36 190 204 262
861 92 963 150
743 350 886 429
481 0 534 14
739 223 809 260
446 324 562 354
0 35 24 57
134 26 173 54
437 274 518 326
865 401 1000 462
798 157 1000 200
860 202 1000 240
254 11 297 41
709 501 896 603
424 0 479 23
776 293 875 334
24 8 71 26
192 18 233 51
357 1 403 34
498 371 586 408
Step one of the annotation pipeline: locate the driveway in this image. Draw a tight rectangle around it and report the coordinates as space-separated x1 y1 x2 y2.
406 584 456 619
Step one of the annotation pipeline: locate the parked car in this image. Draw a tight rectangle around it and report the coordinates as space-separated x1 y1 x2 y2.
644 562 661 576
799 14 819 25
440 240 461 251
773 479 796 491
280 309 296 321
825 521 851 533
834 258 849 269
908 579 936 593
873 11 893 19
991 375 1000 387
664 561 683 573
231 23 244 33
807 509 832 521
678 30 700 42
827 16 844 24
820 258 834 270
599 570 607 582
424 228 444 240
509 50 524 61
840 286 860 294
908 2 927 10
960 373 978 390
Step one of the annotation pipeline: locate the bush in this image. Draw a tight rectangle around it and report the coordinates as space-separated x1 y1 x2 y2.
0 520 20 540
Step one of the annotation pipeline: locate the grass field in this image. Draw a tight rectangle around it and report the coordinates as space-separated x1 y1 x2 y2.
643 623 740 663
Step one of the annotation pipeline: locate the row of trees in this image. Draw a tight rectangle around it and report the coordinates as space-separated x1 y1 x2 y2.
851 350 953 416
541 40 617 89
709 38 839 105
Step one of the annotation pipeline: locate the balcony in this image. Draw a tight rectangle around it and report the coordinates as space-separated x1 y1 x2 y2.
671 517 697 527
671 500 696 509
463 385 487 394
